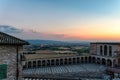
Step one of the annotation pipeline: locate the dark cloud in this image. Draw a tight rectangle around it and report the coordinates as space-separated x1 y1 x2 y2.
0 25 23 33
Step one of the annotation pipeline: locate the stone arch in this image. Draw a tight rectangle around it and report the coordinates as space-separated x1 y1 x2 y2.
113 59 118 67
64 58 68 65
100 45 103 55
107 59 112 66
28 61 32 68
60 59 63 65
81 57 84 63
23 62 27 69
77 57 80 63
37 60 41 67
69 58 72 64
56 59 59 66
88 56 92 63
33 61 36 68
42 60 46 67
102 58 106 65
85 57 88 63
73 57 76 64
118 58 120 67
96 58 100 64
51 59 55 66
109 46 112 56
47 60 50 66
92 57 96 63
104 45 107 56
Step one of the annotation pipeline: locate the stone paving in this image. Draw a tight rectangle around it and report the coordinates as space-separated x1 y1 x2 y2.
23 64 106 79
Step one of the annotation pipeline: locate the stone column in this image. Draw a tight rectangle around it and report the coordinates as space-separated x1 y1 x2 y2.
111 60 114 67
105 59 107 66
41 60 43 67
54 59 56 66
102 45 104 56
67 58 69 65
80 57 81 63
75 57 77 64
83 57 85 63
40 60 42 67
107 45 109 56
71 58 73 64
63 58 64 65
25 62 27 69
58 59 60 65
100 58 102 65
97 45 100 55
50 59 51 66
45 60 47 66
101 45 104 56
31 61 33 68
36 60 38 68
26 61 28 68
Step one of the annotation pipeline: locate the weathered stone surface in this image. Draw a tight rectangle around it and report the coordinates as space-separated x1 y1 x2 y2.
0 45 23 80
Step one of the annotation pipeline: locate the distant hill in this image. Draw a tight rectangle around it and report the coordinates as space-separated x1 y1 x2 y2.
27 40 90 46
27 40 66 45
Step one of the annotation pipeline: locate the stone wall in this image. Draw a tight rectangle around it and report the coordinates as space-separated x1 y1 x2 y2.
0 45 23 80
90 43 97 55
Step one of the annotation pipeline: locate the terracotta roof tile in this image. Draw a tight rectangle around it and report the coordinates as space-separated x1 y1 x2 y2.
0 32 29 45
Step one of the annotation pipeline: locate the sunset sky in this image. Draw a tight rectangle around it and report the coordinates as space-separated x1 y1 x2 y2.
0 0 120 41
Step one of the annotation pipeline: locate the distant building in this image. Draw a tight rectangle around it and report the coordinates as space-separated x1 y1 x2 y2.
23 42 120 79
90 42 120 67
24 42 120 69
0 32 29 80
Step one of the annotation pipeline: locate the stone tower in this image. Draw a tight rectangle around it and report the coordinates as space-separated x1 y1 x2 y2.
0 32 29 80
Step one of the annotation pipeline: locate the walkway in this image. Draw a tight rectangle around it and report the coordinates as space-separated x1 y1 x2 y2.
23 64 106 79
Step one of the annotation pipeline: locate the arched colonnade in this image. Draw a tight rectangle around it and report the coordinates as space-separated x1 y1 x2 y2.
23 56 115 69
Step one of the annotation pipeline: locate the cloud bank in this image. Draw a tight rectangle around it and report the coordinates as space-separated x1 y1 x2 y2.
0 25 78 41
0 25 23 33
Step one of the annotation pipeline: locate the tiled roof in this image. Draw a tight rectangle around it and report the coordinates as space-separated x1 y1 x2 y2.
0 32 29 45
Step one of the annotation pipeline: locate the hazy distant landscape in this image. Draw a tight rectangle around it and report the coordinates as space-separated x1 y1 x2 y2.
27 40 90 46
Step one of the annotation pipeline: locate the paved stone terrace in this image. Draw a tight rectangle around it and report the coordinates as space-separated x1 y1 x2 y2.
23 64 106 79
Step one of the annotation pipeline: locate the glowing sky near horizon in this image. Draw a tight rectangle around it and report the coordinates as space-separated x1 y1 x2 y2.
0 0 120 41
